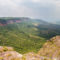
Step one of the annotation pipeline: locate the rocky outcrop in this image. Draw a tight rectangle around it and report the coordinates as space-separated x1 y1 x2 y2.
0 46 23 60
38 36 60 60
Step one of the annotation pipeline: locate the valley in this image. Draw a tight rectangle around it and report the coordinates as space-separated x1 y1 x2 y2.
0 17 60 54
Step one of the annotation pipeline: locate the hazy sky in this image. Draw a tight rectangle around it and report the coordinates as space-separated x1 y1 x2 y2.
0 0 60 22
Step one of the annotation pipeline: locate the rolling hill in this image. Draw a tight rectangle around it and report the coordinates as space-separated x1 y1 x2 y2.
0 17 60 54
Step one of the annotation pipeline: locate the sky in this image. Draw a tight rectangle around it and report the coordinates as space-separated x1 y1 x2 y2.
0 0 60 22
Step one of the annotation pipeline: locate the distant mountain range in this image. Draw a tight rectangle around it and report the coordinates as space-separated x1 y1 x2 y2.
0 17 48 25
0 17 60 38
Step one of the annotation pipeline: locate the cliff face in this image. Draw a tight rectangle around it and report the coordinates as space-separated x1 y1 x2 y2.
38 36 60 60
0 20 21 26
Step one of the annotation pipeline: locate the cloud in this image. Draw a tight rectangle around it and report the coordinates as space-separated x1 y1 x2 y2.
0 0 60 22
31 0 40 3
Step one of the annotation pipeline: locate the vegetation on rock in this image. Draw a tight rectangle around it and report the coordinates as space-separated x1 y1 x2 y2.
38 36 60 60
